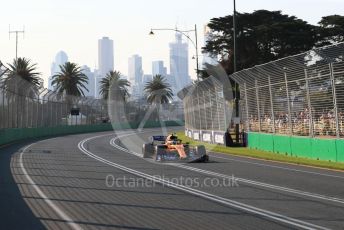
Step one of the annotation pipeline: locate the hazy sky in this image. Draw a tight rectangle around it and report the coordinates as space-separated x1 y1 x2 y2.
1 0 343 86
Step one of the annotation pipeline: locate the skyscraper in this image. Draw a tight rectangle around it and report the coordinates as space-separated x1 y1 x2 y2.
128 55 143 98
81 65 96 98
143 74 152 85
128 55 143 84
169 33 190 93
49 51 68 90
98 37 114 77
152 60 167 76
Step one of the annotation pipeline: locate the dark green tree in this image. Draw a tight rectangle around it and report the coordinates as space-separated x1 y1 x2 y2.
51 62 88 97
144 74 173 121
203 10 318 74
6 57 41 91
99 70 130 100
317 14 344 46
4 58 42 128
144 75 173 104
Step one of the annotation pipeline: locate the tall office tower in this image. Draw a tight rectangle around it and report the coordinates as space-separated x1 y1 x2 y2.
49 51 68 90
128 55 143 98
94 70 102 99
98 37 114 77
143 74 152 85
81 65 96 98
152 60 167 76
169 32 190 93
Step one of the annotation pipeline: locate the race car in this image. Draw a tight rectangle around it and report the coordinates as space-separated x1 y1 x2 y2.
142 134 209 163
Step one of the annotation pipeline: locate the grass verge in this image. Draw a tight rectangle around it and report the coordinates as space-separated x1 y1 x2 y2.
176 131 344 171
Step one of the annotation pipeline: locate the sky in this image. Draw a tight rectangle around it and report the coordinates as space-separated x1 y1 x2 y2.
0 0 343 87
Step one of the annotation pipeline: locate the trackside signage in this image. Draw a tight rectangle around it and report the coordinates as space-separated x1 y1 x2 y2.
202 132 212 142
214 132 224 144
193 131 200 140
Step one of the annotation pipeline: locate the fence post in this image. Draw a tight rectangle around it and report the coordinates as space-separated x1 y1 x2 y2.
7 93 10 128
30 98 34 128
36 98 39 127
304 69 314 137
268 76 276 133
255 80 261 132
16 94 20 128
191 97 195 130
284 72 293 135
1 89 5 128
60 101 63 126
50 99 53 127
215 88 221 131
41 99 45 127
209 89 214 131
244 83 250 132
329 63 340 138
197 89 202 130
202 90 208 130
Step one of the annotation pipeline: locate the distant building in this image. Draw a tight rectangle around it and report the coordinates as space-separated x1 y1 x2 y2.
152 60 167 77
94 70 102 99
98 37 114 77
49 51 68 90
81 65 96 98
143 74 152 85
128 55 143 98
169 33 190 93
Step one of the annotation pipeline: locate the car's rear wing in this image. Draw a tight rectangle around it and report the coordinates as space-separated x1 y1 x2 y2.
150 136 167 142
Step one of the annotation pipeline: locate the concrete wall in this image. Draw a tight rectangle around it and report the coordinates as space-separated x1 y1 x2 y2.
0 120 184 147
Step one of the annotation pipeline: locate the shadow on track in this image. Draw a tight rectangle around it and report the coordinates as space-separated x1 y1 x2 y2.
0 142 45 230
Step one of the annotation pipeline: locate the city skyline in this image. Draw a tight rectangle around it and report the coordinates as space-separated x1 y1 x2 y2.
0 0 343 88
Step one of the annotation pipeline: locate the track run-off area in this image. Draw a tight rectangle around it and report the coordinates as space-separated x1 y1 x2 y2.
1 128 344 229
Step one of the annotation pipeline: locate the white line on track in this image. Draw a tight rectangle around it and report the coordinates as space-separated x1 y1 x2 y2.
20 139 83 230
110 133 344 205
79 133 330 230
210 154 344 179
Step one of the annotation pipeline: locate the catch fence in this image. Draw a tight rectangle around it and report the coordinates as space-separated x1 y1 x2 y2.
178 76 233 144
231 42 344 139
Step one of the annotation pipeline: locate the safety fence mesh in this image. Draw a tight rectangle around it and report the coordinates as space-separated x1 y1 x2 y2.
0 61 184 130
178 76 233 144
231 42 344 139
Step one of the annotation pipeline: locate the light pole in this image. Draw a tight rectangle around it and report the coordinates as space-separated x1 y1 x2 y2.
9 25 25 60
149 24 200 81
233 0 240 143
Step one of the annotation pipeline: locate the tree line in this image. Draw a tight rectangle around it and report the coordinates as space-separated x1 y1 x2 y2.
202 10 344 76
2 58 173 106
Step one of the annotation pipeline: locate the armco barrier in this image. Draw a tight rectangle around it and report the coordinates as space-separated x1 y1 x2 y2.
0 120 184 147
248 132 344 162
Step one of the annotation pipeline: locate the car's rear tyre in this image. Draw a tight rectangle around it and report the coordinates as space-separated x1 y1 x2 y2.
142 143 154 158
195 145 206 156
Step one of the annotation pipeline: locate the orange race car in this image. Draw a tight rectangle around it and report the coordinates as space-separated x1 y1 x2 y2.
142 134 209 163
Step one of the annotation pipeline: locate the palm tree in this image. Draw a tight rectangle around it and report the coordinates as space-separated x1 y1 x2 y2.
144 75 173 120
7 57 41 88
144 75 173 104
99 70 130 100
5 58 42 128
51 62 88 97
5 57 41 96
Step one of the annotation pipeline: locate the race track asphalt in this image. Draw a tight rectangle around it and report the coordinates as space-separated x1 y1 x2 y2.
1 127 344 230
